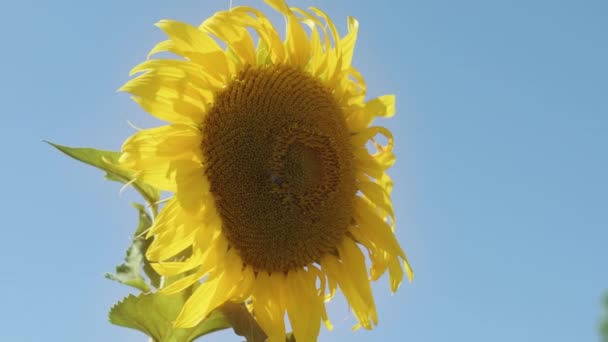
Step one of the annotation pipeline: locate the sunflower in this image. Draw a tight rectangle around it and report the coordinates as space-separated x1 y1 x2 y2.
119 0 413 340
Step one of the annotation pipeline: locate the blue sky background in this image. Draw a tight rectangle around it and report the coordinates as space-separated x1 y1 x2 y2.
1 0 606 341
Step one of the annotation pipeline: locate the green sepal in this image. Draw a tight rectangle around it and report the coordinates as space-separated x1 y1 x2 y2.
105 203 160 291
45 141 161 206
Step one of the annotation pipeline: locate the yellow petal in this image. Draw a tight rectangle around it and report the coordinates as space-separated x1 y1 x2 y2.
252 272 286 341
350 196 413 285
387 255 404 292
150 250 204 277
233 266 256 301
175 163 211 213
309 7 343 85
159 268 207 295
403 257 415 283
325 270 338 301
291 8 327 76
174 249 246 328
353 196 406 260
342 67 367 106
348 95 396 131
352 126 395 175
120 73 209 122
145 198 211 263
285 270 322 341
218 6 285 64
357 180 395 220
366 95 396 118
174 276 222 327
337 238 377 327
377 172 395 195
369 249 390 281
146 197 181 237
121 125 202 162
156 224 226 295
201 11 256 66
353 149 384 179
307 266 333 331
120 125 202 191
146 225 195 261
156 19 223 54
130 94 200 126
129 59 218 100
265 0 310 67
340 17 359 70
148 39 175 58
155 20 229 84
350 126 393 150
192 231 226 270
321 240 377 330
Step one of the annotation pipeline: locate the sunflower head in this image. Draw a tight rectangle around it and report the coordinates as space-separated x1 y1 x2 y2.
119 0 413 340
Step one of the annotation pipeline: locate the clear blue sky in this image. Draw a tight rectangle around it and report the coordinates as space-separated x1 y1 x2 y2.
1 0 606 341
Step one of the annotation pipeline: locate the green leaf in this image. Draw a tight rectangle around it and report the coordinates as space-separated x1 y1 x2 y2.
45 141 161 206
105 203 161 291
109 291 232 342
109 292 273 342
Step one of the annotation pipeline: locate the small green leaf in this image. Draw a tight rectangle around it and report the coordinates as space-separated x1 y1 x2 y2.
105 237 150 292
105 203 160 291
109 291 232 342
132 203 161 289
45 141 160 206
